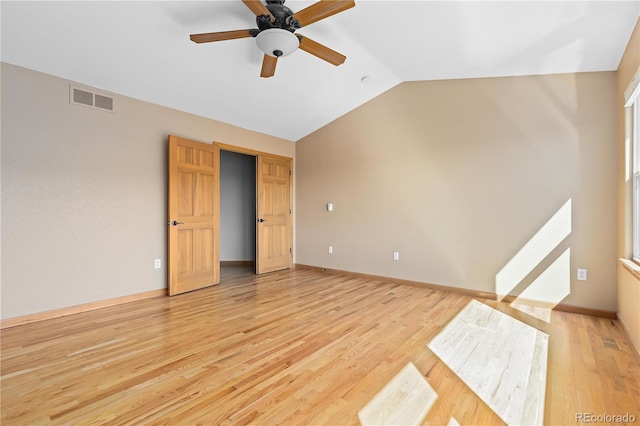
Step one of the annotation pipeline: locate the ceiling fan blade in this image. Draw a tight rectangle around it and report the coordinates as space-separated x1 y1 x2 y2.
293 0 355 27
260 54 278 78
190 29 254 43
298 35 346 66
242 0 275 19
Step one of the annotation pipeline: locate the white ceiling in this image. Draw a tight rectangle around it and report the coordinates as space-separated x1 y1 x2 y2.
2 1 638 141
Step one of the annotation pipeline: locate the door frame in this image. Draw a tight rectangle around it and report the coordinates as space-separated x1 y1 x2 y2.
215 142 293 274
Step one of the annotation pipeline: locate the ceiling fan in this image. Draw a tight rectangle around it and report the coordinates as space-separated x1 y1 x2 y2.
190 0 355 78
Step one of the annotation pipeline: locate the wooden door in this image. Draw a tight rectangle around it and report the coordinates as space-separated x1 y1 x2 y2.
256 154 292 274
168 136 219 295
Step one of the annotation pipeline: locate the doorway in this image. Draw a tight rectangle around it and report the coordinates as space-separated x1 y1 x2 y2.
218 146 294 276
220 150 256 272
167 136 293 295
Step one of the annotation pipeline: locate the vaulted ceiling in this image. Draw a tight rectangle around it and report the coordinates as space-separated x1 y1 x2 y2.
2 1 638 141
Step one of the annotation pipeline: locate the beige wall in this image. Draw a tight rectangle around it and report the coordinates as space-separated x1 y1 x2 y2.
617 18 640 353
296 72 618 311
1 63 294 320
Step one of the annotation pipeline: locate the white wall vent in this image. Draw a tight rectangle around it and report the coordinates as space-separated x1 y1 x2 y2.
69 85 115 112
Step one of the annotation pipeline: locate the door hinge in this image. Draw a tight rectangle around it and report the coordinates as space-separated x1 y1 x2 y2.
290 247 292 254
289 170 292 176
290 208 292 214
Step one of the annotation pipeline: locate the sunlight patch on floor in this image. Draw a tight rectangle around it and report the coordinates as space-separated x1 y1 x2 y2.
358 362 438 426
427 300 548 426
510 301 552 323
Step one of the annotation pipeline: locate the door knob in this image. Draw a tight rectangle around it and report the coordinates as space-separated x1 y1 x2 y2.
168 220 184 226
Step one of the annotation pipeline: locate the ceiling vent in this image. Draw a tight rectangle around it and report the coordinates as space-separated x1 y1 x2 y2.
70 85 114 113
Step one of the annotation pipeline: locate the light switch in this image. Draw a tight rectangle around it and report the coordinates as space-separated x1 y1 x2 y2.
327 203 333 212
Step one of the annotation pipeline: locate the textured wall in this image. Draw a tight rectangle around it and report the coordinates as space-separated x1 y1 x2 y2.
296 72 618 311
1 63 294 319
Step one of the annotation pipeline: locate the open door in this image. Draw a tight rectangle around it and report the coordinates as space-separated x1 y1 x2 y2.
256 154 292 274
168 136 219 295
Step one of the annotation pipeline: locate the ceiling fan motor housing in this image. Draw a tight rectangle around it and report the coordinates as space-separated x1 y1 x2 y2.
256 1 300 33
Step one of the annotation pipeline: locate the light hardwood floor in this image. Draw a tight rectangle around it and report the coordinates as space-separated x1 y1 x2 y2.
2 266 639 425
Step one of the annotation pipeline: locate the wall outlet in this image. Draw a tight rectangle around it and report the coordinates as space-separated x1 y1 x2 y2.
154 258 161 269
393 251 400 261
328 245 333 254
577 268 587 281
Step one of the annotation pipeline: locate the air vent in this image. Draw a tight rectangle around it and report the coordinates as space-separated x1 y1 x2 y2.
600 336 620 350
94 94 113 111
70 85 114 112
73 88 93 106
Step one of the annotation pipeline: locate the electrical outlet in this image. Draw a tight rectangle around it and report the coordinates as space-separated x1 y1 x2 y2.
328 245 333 254
393 251 400 261
577 268 587 281
154 258 161 269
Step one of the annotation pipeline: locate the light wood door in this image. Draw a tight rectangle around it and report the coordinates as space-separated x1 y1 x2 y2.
168 136 219 295
256 154 292 274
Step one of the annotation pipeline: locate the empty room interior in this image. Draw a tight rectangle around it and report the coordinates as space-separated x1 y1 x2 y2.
2 1 640 424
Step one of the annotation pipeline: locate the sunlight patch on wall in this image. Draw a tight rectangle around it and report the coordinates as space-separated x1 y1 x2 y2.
427 300 548 426
496 199 571 301
510 248 571 322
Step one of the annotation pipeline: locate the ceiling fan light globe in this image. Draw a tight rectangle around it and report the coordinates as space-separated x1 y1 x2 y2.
256 28 299 57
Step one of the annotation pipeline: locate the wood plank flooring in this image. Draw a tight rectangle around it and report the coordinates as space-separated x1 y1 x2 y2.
427 299 548 425
2 266 639 425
